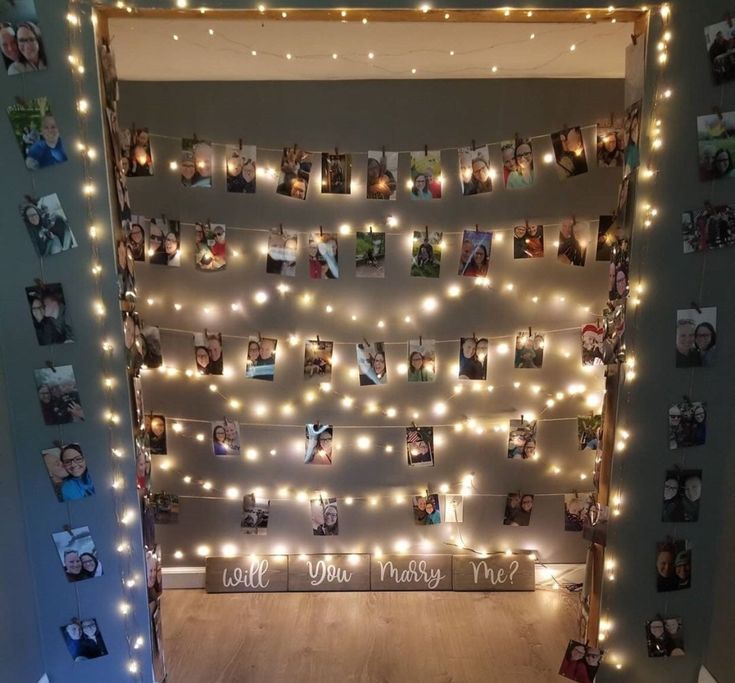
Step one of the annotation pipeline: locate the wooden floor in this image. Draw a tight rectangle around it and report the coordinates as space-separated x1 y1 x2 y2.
161 589 579 683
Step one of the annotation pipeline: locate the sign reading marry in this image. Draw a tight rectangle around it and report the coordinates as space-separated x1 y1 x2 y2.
370 554 453 591
205 555 288 593
452 554 535 591
288 554 370 592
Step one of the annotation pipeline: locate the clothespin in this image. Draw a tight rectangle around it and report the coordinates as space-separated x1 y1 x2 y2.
472 331 477 342
204 328 209 338
131 121 136 135
33 277 45 289
238 138 243 151
573 489 578 498
14 95 28 107
419 335 423 346
411 421 418 430
571 214 577 226
313 420 321 430
471 139 476 151
424 145 428 157
609 112 615 128
528 326 532 338
192 132 198 144
520 414 525 425
525 218 530 229
424 225 429 240
63 524 72 534
319 225 323 237
690 301 702 314
475 223 479 232
334 146 339 157
562 122 569 134
682 394 691 406
257 331 262 343
514 131 522 147
279 223 283 235
53 439 64 449
630 33 638 46
369 225 373 234
381 145 386 157
362 337 370 349
316 335 321 345
160 213 166 224
45 360 56 372
714 106 724 120
727 11 733 28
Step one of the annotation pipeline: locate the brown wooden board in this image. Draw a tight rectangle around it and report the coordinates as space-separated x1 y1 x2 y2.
287 554 371 592
452 555 535 592
371 554 453 591
205 555 288 593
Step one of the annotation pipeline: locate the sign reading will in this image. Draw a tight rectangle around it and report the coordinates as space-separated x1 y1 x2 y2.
452 554 535 591
288 554 370 592
205 555 289 593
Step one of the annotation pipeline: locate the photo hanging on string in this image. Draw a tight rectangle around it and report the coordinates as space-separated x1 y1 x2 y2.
595 215 617 261
311 497 339 535
412 493 441 525
245 336 277 381
194 222 227 271
502 138 535 189
148 218 180 266
406 425 434 467
558 640 603 683
577 414 602 450
681 203 735 253
52 525 103 583
458 229 491 278
356 341 387 385
321 152 352 194
150 491 179 523
410 229 442 277
19 192 77 257
140 323 163 369
581 323 605 366
304 339 333 382
512 223 544 259
225 144 256 193
675 306 717 368
211 417 241 456
507 419 537 460
514 331 544 369
276 145 311 199
366 150 398 200
25 282 74 345
34 364 84 425
607 244 630 302
601 302 626 365
355 230 385 277
126 127 153 177
266 226 298 277
563 492 594 532
550 126 589 179
409 150 442 199
557 218 589 267
697 111 735 180
308 231 339 279
645 617 685 657
42 444 95 503
126 215 147 261
0 1 47 76
407 338 436 382
668 400 706 450
443 495 464 523
181 137 213 188
662 469 702 523
7 96 67 169
193 331 224 376
622 100 641 177
305 424 334 465
61 618 108 662
458 336 488 380
704 20 735 85
503 493 534 526
582 502 609 545
458 144 492 195
115 237 136 298
242 493 269 534
596 122 624 168
655 539 691 592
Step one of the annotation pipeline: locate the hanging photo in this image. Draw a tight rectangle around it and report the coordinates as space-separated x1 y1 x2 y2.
225 144 256 193
126 215 147 261
241 493 269 534
366 150 398 200
19 193 76 257
655 539 691 592
127 127 153 177
458 229 491 277
596 124 624 168
61 619 108 662
245 336 277 381
321 152 351 194
151 492 180 523
507 419 537 460
305 424 334 465
148 218 180 266
407 338 436 382
181 138 213 188
704 21 735 85
304 339 333 382
675 306 717 367
662 469 702 523
512 223 544 259
123 311 143 376
34 364 84 426
557 218 589 267
52 526 103 583
311 497 339 535
410 229 442 278
581 323 605 366
412 493 441 525
144 414 167 454
594 215 618 261
458 336 488 380
140 324 163 369
514 331 544 369
645 617 685 657
607 246 630 302
443 495 464 523
563 492 595 532
615 173 636 234
409 150 441 199
458 145 493 195
601 302 626 365
668 400 706 450
308 231 339 279
622 101 641 176
276 145 311 199
406 426 434 467
211 417 241 456
356 341 387 385
582 502 609 545
41 444 95 503
577 415 602 450
193 331 223 375
682 203 735 253
266 227 298 277
146 546 163 602
502 138 535 189
135 436 151 494
25 283 73 345
7 97 66 169
355 230 385 277
697 111 735 180
503 493 534 526
550 126 589 179
1 1 47 75
558 641 603 682
115 237 136 299
194 221 227 271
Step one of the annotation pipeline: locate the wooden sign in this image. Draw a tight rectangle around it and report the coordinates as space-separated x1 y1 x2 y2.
452 555 535 591
205 555 288 593
287 554 371 592
371 554 453 591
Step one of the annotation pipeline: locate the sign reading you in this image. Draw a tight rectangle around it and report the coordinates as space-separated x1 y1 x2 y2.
205 554 535 593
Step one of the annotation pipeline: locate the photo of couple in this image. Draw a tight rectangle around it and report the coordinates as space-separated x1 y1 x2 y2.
557 218 589 267
0 1 47 76
645 617 685 658
458 336 488 380
656 539 691 592
366 150 397 200
668 401 706 450
514 331 544 369
675 307 717 367
181 138 213 188
20 193 76 256
356 341 387 386
311 497 339 535
26 282 74 345
61 619 108 662
305 424 333 465
507 419 537 460
551 126 589 179
458 144 493 195
34 364 84 426
193 331 224 375
149 218 181 266
276 145 311 199
501 137 535 189
122 127 153 177
457 229 491 277
194 221 227 271
662 469 702 523
304 339 333 381
52 526 103 583
412 494 441 525
212 418 241 456
558 640 603 683
409 150 441 199
503 493 534 526
697 111 735 180
512 223 544 259
245 336 277 381
266 227 298 276
225 144 256 193
42 444 95 503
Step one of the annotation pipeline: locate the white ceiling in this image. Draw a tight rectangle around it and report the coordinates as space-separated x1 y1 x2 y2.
108 17 633 81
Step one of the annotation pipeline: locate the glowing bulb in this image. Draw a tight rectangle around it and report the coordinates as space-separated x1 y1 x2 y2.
386 407 397 418
422 296 438 312
196 545 210 557
447 285 461 297
254 290 268 304
356 436 371 451
497 342 509 355
368 52 374 59
202 481 213 490
433 402 447 416
543 153 554 164
195 433 205 442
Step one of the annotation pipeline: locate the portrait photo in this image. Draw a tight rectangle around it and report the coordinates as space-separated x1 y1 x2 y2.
136 436 151 494
507 419 537 460
151 491 180 524
458 336 488 380
26 283 73 345
225 144 256 193
646 617 685 657
662 469 702 523
581 323 605 366
503 493 534 526
148 218 180 266
512 223 544 259
308 231 339 279
311 497 339 535
458 144 493 195
146 546 163 603
601 302 626 365
356 341 387 385
304 339 333 382
682 203 735 253
61 618 108 662
413 493 441 525
123 312 143 376
126 127 153 177
409 150 442 199
656 539 691 592
595 215 618 261
7 97 66 170
266 227 298 277
116 237 136 299
596 124 624 168
52 526 102 583
126 215 147 261
193 331 224 376
675 306 717 367
557 218 589 267
19 193 76 256
582 503 609 545
514 331 544 369
502 138 535 189
242 493 269 535
607 244 630 302
697 111 735 180
623 101 641 177
669 400 707 450
406 426 434 467
0 1 47 76
211 417 241 456
140 324 163 369
245 336 277 381
366 150 398 200
321 152 351 194
558 640 603 683
705 20 735 85
34 364 84 426
194 222 227 271
408 338 436 382
411 230 443 278
551 126 589 179
144 414 167 454
181 137 213 188
276 145 311 200
443 495 464 523
458 229 492 277
42 444 95 503
577 414 602 450
564 492 594 532
355 230 385 277
305 424 333 465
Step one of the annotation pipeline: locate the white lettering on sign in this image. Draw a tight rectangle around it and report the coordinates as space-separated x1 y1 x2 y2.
307 560 353 586
470 559 520 585
379 559 445 589
221 559 271 589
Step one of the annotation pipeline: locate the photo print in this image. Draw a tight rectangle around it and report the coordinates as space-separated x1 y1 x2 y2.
669 400 707 450
276 145 311 199
42 444 95 503
409 150 441 199
140 323 163 369
355 230 385 277
305 423 334 465
356 341 387 385
581 323 604 366
126 127 153 177
52 526 103 583
0 0 47 75
596 122 624 168
557 218 589 267
615 173 636 235
115 236 136 299
135 436 151 495
61 618 108 662
595 215 618 261
181 137 213 188
503 492 534 526
321 152 351 194
225 144 256 193
34 364 84 426
193 331 224 375
26 283 73 345
241 493 269 535
406 426 434 467
413 493 441 525
623 101 641 177
662 469 702 523
408 338 436 382
607 245 630 302
705 20 735 85
582 503 609 545
564 492 594 532
311 497 339 535
502 137 535 189
697 111 735 180
601 302 626 365
682 203 735 253
19 193 76 256
146 546 163 603
443 495 464 523
507 419 537 460
9 98 66 171
194 221 227 271
126 215 147 261
148 218 180 266
458 229 491 277
646 617 685 658
366 150 398 200
132 377 145 431
212 417 241 456
245 336 277 381
308 231 339 279
144 414 167 454
514 330 544 369
411 229 443 278
150 491 180 524
123 311 143 376
675 306 717 367
512 223 544 259
458 336 488 380
304 339 333 382
656 539 691 592
577 414 602 450
558 640 603 683
458 144 493 195
551 126 589 179
266 227 298 277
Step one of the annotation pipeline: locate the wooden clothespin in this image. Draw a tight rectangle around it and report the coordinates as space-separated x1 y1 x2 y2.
381 145 386 158
204 328 209 338
690 301 702 314
257 331 262 343
609 112 615 128
368 225 373 234
279 223 283 235
334 146 339 157
475 223 479 232
525 218 530 229
238 138 243 151
424 145 428 157
316 334 321 345
411 421 418 430
33 277 45 289
630 33 638 46
528 326 532 338
14 95 29 107
520 414 525 425
45 360 56 372
419 335 423 346
514 131 521 147
192 132 198 144
472 331 477 342
63 524 72 534
726 11 733 28
424 225 429 240
471 139 476 152
53 439 64 449
319 225 323 237
362 337 370 349
714 105 724 120
131 121 136 135
682 394 691 406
